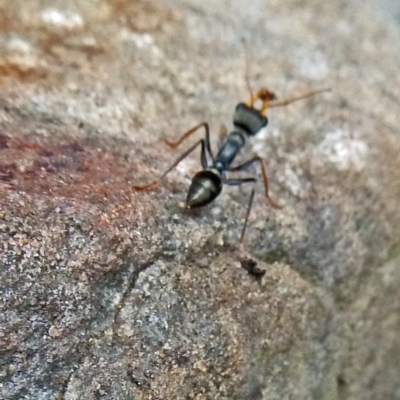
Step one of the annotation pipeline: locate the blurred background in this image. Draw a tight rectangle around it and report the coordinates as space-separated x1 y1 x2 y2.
374 0 400 23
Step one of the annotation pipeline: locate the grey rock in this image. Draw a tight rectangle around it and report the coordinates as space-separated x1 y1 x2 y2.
0 0 400 399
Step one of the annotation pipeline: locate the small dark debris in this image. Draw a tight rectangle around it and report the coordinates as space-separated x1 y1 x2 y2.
339 98 349 109
337 374 347 388
239 258 266 279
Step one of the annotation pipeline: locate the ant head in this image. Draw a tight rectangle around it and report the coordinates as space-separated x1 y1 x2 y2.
244 87 277 118
186 170 222 209
258 88 277 102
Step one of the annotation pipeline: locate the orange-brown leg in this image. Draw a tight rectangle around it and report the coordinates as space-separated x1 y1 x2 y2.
229 157 282 209
258 158 283 209
164 121 214 161
164 122 209 148
217 124 228 149
226 157 282 243
134 122 214 191
133 139 204 191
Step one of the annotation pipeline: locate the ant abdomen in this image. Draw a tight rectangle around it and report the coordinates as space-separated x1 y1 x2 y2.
186 170 222 209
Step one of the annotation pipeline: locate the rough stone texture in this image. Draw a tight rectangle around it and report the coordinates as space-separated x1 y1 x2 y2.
0 0 399 399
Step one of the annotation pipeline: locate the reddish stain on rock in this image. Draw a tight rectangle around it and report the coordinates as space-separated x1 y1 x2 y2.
0 133 10 149
0 162 16 181
0 133 138 207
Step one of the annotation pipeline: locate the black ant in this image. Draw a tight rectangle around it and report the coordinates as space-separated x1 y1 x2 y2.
134 66 329 243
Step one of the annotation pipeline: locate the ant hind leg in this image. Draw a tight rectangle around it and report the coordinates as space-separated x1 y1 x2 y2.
133 139 208 190
134 122 215 191
229 157 282 209
218 124 228 149
164 122 214 161
224 177 256 244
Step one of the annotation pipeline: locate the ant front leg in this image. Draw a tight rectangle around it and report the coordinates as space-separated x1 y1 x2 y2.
133 138 209 191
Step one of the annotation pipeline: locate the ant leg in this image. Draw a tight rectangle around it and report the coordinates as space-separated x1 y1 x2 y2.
229 157 282 209
164 122 214 161
133 139 207 190
217 124 228 149
224 177 256 243
269 88 331 108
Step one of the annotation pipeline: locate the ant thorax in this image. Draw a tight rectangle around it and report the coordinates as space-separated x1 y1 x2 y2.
213 161 224 171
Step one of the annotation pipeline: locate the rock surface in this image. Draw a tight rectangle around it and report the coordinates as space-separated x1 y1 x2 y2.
0 0 400 399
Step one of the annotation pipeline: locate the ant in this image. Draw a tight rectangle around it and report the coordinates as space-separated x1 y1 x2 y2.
133 61 329 243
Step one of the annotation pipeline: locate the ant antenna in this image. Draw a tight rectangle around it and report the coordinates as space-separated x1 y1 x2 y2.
241 38 254 101
269 88 331 108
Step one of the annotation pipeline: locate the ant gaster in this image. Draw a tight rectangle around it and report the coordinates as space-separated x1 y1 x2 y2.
134 73 329 242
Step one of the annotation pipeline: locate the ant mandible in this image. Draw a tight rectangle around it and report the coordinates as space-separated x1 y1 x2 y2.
133 63 329 243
